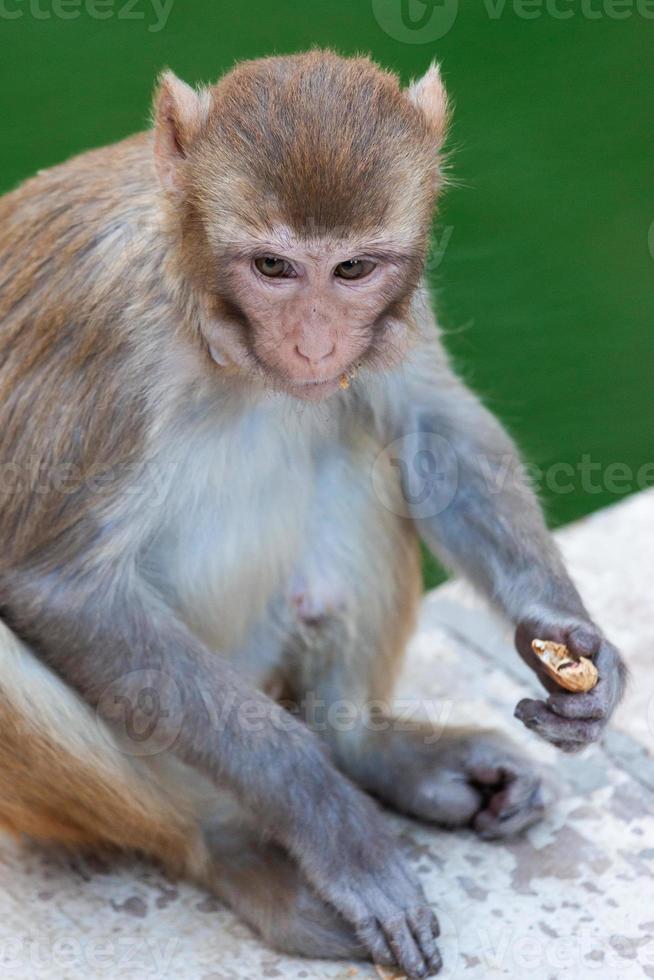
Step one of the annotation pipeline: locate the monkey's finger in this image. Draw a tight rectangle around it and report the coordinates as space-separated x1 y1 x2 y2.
546 688 608 721
554 740 588 754
407 906 442 975
565 625 601 659
547 639 624 720
472 771 546 840
355 917 397 970
514 699 604 746
474 798 545 840
408 903 440 941
380 913 432 979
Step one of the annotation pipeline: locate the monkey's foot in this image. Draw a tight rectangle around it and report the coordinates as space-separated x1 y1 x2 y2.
398 736 547 840
205 824 441 977
276 876 369 963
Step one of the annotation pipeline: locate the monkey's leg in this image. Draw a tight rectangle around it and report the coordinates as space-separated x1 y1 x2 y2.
288 454 545 841
294 618 546 840
0 617 369 965
331 725 547 841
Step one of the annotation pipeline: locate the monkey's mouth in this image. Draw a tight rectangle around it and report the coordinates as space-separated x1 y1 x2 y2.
291 376 341 388
284 376 343 401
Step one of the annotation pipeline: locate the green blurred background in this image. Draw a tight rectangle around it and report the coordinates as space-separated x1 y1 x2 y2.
1 0 652 586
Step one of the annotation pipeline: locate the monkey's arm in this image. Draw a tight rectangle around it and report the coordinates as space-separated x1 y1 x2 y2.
392 317 626 751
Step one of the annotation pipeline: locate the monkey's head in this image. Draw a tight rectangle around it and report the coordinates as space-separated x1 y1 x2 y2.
154 51 449 401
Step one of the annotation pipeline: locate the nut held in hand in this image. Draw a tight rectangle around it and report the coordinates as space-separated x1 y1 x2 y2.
531 639 599 693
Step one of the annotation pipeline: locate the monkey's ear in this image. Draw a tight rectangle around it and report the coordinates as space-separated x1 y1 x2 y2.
153 70 211 194
408 63 449 149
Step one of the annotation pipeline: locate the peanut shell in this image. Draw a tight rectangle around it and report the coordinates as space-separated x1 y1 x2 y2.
531 638 599 693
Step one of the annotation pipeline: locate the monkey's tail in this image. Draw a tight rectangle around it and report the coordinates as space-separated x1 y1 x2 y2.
0 616 207 873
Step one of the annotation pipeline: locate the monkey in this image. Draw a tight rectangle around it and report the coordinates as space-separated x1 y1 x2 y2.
0 51 626 978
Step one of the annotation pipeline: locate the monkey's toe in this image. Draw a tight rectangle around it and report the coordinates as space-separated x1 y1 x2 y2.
470 765 547 840
409 769 484 827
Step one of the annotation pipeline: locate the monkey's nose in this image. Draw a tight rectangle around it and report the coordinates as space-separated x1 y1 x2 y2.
294 341 336 366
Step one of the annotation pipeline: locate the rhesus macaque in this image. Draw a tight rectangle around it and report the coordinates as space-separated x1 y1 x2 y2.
0 52 625 978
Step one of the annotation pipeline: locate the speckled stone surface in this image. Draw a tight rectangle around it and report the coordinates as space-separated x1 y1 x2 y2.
1 491 652 980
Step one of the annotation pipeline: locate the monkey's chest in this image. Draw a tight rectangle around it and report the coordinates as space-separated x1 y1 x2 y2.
149 406 320 658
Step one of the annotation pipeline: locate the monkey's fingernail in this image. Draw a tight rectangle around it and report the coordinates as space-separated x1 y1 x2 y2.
528 784 546 809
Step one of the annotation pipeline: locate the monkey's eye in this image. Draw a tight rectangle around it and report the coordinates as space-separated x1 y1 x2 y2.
334 259 377 281
254 256 295 278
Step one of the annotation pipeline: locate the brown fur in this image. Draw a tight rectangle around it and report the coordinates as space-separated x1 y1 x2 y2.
0 134 160 566
0 621 205 865
188 51 442 234
0 706 192 854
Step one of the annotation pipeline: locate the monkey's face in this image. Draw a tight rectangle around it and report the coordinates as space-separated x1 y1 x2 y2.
154 52 449 400
202 230 422 401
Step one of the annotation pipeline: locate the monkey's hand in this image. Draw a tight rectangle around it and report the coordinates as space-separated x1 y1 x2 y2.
513 616 627 753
